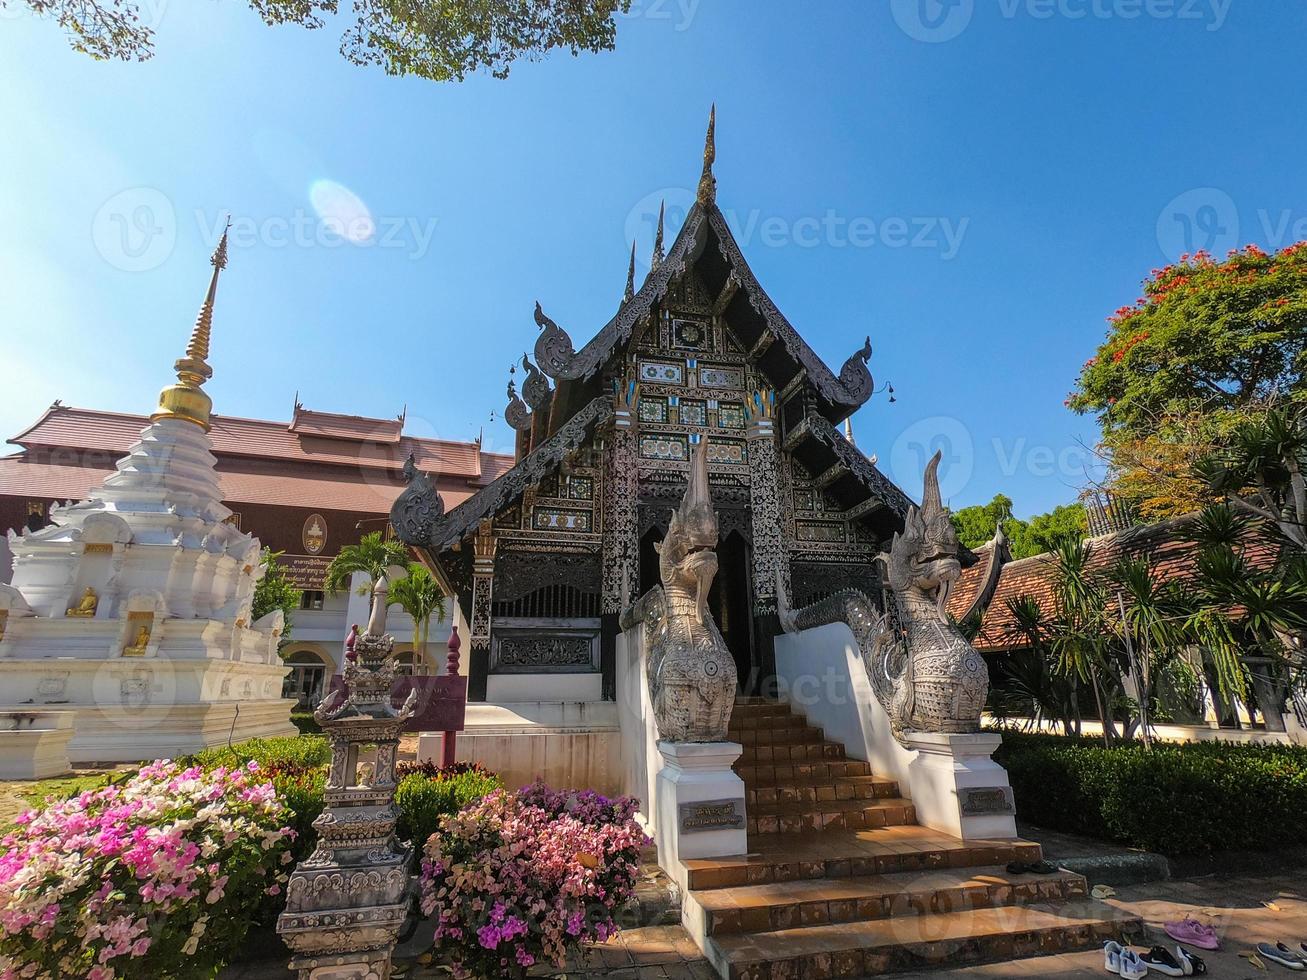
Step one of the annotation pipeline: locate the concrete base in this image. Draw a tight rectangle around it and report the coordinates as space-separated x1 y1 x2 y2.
288 948 393 980
64 698 298 763
654 741 747 890
485 672 603 703
0 709 75 779
417 700 621 794
906 731 1018 841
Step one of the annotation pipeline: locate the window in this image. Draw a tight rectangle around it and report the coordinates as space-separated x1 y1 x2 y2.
300 590 325 611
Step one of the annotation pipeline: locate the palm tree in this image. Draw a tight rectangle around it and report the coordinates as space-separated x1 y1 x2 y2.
324 532 412 628
1047 538 1118 743
388 563 447 674
999 594 1081 735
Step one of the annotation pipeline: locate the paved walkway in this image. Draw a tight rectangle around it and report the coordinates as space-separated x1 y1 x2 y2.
222 869 1307 978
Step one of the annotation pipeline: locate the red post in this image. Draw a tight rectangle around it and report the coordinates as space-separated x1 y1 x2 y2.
442 625 462 768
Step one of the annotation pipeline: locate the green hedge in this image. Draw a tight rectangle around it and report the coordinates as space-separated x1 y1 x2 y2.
394 768 504 848
995 732 1307 855
190 735 332 770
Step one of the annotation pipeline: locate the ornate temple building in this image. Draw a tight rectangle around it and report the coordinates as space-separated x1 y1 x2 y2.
393 109 914 719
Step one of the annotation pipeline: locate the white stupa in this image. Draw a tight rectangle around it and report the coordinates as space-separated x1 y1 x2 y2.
0 227 296 765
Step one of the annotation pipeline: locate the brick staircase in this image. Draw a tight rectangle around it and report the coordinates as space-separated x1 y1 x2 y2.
680 699 1138 979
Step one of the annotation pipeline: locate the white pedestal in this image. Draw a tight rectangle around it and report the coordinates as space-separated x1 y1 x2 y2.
905 731 1018 840
654 741 747 888
0 710 75 779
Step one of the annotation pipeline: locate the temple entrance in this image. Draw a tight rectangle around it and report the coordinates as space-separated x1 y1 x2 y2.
638 526 758 694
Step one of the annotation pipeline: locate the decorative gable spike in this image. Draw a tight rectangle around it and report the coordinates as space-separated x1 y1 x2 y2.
697 103 716 206
651 200 665 271
624 239 636 304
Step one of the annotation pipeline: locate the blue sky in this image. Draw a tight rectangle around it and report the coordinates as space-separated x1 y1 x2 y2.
1 0 1304 517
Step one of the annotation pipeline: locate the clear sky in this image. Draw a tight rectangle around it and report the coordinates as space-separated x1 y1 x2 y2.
2 1 1303 517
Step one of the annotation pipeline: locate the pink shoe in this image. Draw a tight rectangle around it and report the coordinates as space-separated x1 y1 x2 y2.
1164 917 1220 951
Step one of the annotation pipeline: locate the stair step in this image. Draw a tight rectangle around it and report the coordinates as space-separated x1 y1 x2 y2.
737 741 846 764
728 711 804 732
747 798 916 835
707 899 1139 979
731 700 792 717
736 760 874 784
696 865 1088 936
746 775 899 805
683 829 1042 891
728 725 824 745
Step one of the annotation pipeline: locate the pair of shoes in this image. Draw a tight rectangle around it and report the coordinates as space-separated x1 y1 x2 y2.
1257 942 1307 970
1138 947 1189 976
1104 941 1149 978
1164 918 1220 951
1173 945 1206 975
1006 859 1058 875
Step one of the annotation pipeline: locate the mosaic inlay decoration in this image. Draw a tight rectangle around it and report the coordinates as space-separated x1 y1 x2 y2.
639 433 689 461
698 365 745 389
707 440 747 465
671 318 710 351
639 360 684 384
796 521 845 543
564 475 594 500
639 396 669 423
679 400 708 426
718 402 746 429
534 508 592 532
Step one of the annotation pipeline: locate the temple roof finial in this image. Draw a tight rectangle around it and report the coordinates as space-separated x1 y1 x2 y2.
651 200 665 271
154 218 230 431
844 417 855 446
696 103 716 206
624 239 637 303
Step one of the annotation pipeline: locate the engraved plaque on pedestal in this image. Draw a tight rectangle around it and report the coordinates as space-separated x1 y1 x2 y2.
959 786 1015 816
678 798 746 834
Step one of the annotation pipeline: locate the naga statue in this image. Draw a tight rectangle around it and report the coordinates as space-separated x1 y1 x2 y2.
779 450 988 745
620 439 737 742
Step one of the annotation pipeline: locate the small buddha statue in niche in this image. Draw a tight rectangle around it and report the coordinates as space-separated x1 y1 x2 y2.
123 623 152 656
68 587 99 617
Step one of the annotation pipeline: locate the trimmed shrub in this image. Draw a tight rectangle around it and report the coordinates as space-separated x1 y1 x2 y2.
395 768 504 849
189 736 330 771
995 732 1307 855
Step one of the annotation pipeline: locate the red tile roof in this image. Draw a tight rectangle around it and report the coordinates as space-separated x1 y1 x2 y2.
9 404 510 482
0 457 482 514
972 516 1280 652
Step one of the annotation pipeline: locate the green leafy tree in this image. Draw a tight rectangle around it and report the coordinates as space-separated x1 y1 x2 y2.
951 494 1086 560
11 0 633 80
251 548 301 644
1069 242 1307 515
324 531 412 599
388 563 447 673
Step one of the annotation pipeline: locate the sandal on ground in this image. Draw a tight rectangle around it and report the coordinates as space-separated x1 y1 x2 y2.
1005 861 1029 874
1164 917 1220 951
1028 859 1058 874
1257 942 1307 970
1140 946 1187 977
1104 940 1124 974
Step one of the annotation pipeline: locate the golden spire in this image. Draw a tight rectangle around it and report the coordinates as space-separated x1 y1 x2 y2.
153 220 230 431
624 239 636 303
651 200 665 271
696 103 716 206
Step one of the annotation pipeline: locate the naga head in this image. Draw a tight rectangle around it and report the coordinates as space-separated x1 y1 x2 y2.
885 450 961 616
656 439 719 622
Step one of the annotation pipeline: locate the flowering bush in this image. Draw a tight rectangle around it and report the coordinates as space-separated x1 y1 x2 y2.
419 782 649 978
0 761 295 980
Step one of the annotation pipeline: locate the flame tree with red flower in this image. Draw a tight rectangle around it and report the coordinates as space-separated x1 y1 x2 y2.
1070 243 1307 518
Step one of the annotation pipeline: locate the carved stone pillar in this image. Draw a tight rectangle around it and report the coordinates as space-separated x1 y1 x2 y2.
745 388 788 614
469 520 497 652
